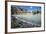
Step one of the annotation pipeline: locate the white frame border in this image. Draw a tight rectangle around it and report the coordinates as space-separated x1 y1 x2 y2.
7 2 44 32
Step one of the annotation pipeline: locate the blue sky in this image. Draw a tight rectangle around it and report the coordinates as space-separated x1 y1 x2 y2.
11 5 41 11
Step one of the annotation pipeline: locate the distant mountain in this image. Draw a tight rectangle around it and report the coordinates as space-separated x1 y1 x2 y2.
11 5 41 12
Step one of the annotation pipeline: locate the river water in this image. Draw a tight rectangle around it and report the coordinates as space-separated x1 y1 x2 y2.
11 14 41 28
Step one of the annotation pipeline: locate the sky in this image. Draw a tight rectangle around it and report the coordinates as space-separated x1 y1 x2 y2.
11 5 41 11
